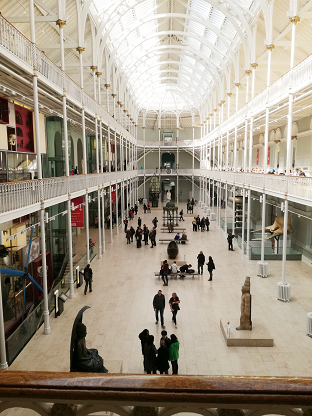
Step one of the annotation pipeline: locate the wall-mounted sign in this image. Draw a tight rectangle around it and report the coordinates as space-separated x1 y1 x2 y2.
256 148 259 165
71 197 84 227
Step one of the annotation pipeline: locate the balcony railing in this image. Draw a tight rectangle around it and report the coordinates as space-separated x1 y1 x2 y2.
1 170 312 222
0 372 312 415
0 15 133 142
0 171 136 221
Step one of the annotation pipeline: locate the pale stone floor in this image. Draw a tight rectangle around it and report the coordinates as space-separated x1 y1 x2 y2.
3 203 312 414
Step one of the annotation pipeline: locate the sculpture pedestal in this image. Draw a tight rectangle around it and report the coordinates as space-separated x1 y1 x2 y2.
277 281 291 302
257 261 268 277
220 319 274 347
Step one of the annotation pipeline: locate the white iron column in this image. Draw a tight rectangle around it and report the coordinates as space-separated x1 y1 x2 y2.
30 0 50 334
95 118 102 258
57 18 74 299
278 14 299 301
247 63 257 258
108 126 111 173
225 183 228 233
109 182 113 242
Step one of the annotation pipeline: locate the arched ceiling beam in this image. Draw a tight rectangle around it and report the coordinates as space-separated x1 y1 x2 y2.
116 32 228 94
139 84 199 112
123 45 220 91
107 19 242 78
118 41 224 108
128 62 212 96
134 74 207 100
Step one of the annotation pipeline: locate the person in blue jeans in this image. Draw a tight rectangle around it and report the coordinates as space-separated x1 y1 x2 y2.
153 290 165 329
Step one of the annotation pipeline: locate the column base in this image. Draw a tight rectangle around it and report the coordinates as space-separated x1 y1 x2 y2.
44 327 51 335
257 261 268 277
0 362 8 370
210 212 216 221
277 281 291 302
68 292 75 299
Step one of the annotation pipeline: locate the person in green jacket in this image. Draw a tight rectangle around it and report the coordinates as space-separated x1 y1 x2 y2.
169 334 180 374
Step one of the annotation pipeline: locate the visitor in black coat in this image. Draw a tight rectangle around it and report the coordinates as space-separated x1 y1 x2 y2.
143 335 157 374
156 340 170 374
206 256 215 281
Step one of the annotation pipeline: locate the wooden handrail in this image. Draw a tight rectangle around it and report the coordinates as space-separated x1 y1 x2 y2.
1 372 312 406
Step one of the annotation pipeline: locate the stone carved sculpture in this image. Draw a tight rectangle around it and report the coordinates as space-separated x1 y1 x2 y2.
236 277 252 331
252 216 293 239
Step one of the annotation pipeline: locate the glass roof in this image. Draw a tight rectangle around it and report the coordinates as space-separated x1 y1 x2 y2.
92 0 256 113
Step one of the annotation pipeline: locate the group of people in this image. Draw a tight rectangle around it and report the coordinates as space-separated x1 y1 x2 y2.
197 251 215 281
143 202 151 213
153 290 180 328
192 216 210 232
124 214 157 248
139 329 180 374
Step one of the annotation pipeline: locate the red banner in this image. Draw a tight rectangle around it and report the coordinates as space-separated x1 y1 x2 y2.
267 147 270 165
111 184 116 203
71 197 84 227
14 105 34 152
256 148 259 165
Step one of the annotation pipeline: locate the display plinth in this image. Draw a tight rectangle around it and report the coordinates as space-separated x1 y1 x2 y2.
220 319 274 347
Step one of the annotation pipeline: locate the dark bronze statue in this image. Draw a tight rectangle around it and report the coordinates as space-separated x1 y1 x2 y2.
70 306 108 373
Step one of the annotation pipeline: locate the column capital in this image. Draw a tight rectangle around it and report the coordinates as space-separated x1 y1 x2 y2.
251 63 258 69
112 94 117 98
120 103 124 107
90 65 97 71
274 140 280 144
289 16 300 25
123 109 127 113
96 71 102 77
210 113 213 116
245 69 252 75
76 46 85 54
235 83 241 88
56 19 66 28
227 92 232 97
266 44 275 51
221 100 225 104
105 84 110 88
117 101 121 105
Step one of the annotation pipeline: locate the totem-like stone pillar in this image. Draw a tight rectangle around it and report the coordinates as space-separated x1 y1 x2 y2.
236 276 252 331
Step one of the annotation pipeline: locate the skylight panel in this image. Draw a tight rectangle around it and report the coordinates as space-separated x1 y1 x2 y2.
209 8 225 29
139 21 157 37
222 19 237 39
120 9 136 29
109 22 123 42
187 21 205 37
215 38 227 55
185 37 201 50
135 0 155 18
190 0 211 19
204 30 217 45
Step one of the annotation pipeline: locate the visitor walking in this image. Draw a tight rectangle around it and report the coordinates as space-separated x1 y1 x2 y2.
169 292 180 328
197 251 205 274
160 259 169 286
179 209 184 221
130 226 135 242
192 217 197 231
227 231 234 251
83 263 93 295
169 334 180 374
150 227 156 248
125 228 131 244
153 290 165 328
205 216 210 231
124 218 128 232
206 256 215 281
143 227 149 245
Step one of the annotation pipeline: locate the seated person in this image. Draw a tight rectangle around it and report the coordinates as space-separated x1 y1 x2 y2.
174 232 180 241
170 261 178 275
168 222 174 233
180 233 187 243
179 264 193 278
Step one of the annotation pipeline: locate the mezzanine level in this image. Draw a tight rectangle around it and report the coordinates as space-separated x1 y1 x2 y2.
0 371 312 415
1 170 312 224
